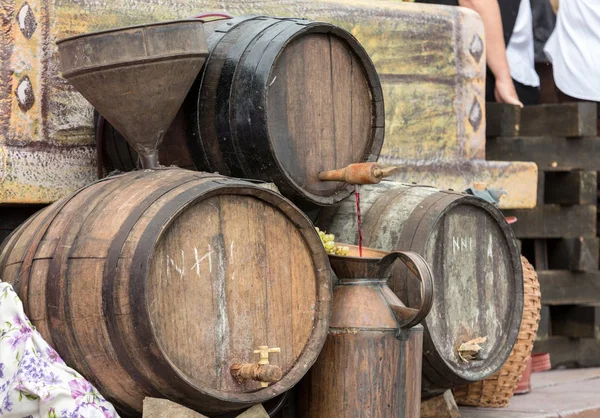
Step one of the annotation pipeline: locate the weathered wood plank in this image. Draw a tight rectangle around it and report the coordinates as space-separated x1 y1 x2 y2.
533 336 600 368
421 391 460 418
486 103 598 138
520 103 598 137
536 305 552 340
143 398 208 418
381 79 462 162
547 237 599 272
237 405 270 418
347 5 486 161
385 159 538 209
537 172 545 207
544 171 597 205
533 239 550 270
487 136 600 172
550 305 600 339
537 270 600 305
504 205 596 238
486 102 520 137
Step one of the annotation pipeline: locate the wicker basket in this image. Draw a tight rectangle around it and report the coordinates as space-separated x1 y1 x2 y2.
452 256 541 407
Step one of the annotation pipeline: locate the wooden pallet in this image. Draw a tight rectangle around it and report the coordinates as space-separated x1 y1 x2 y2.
487 102 599 172
488 102 600 368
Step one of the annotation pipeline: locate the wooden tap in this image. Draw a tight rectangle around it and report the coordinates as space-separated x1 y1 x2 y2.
318 163 396 185
231 346 281 388
230 363 283 385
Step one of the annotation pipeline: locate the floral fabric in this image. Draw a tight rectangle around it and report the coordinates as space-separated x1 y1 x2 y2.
0 282 120 418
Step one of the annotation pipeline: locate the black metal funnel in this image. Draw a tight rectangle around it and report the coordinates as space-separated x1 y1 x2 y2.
57 20 208 168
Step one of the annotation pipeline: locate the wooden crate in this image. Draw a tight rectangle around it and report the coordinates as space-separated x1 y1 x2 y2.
488 102 600 367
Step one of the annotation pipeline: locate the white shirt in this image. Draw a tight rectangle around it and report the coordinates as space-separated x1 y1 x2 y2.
544 0 600 101
506 0 541 87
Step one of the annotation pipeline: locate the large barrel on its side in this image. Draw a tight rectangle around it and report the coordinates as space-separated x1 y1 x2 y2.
0 169 332 416
317 181 523 398
101 16 384 208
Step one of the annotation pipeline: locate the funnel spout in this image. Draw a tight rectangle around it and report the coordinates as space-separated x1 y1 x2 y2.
140 150 160 169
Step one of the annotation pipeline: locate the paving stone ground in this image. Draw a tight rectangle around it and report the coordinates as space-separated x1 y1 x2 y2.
459 368 600 417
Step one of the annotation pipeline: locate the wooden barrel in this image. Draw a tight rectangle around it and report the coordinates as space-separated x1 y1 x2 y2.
100 15 384 208
0 168 332 416
316 181 523 398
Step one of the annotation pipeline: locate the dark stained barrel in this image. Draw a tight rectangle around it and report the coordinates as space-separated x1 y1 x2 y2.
316 181 523 398
0 168 332 416
99 16 384 208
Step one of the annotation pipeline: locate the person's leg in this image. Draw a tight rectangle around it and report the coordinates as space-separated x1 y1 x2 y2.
513 79 541 105
535 62 559 103
555 87 581 103
486 69 496 102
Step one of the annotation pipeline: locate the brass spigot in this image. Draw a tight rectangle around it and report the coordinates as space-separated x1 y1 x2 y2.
255 346 280 388
231 346 281 388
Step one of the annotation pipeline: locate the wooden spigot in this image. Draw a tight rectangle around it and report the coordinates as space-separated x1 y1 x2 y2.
230 363 283 385
318 163 396 185
457 336 487 363
231 346 281 388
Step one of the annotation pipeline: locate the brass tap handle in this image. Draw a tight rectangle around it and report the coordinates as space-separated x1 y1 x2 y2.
318 163 396 185
231 363 283 384
245 345 283 388
254 346 281 365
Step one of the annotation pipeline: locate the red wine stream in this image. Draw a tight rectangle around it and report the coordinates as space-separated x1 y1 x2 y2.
355 185 363 257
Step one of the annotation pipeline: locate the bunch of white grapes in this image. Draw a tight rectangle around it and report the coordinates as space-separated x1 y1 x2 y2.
315 228 350 256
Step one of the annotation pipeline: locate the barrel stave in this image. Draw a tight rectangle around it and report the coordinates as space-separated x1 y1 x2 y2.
234 20 299 181
0 209 46 272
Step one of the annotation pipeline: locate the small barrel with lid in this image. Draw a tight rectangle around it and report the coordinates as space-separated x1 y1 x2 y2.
0 168 332 416
317 181 524 398
100 15 384 208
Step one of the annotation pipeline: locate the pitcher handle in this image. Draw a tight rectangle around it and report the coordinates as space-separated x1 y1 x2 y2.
378 251 434 329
